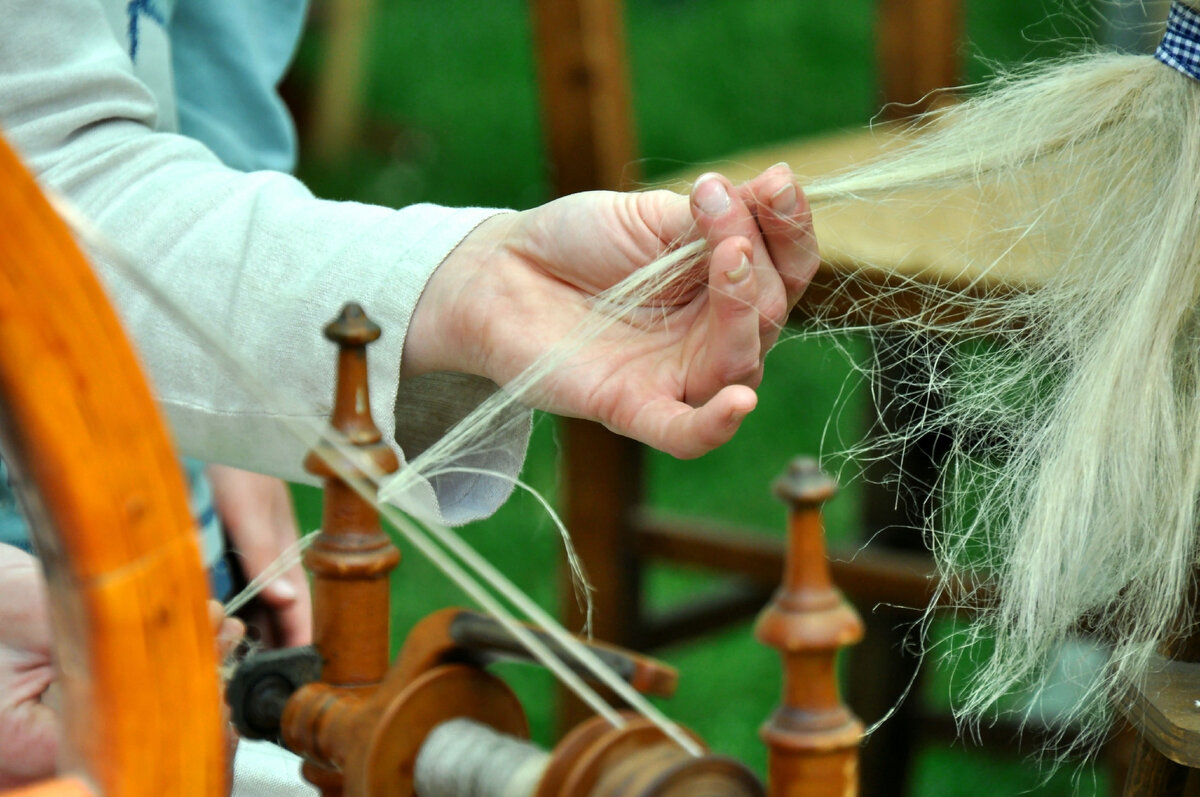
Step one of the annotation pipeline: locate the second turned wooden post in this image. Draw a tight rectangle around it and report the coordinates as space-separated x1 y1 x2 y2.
756 458 865 796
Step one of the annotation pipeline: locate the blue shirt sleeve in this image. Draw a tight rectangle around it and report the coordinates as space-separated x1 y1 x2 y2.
169 0 308 173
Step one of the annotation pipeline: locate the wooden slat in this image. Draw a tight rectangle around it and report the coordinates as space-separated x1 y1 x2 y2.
633 512 950 610
558 419 644 727
529 0 638 194
529 0 644 729
635 582 776 650
307 0 374 162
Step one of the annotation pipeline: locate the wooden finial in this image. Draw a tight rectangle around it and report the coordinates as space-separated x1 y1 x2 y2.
755 457 864 797
314 302 387 448
295 303 401 795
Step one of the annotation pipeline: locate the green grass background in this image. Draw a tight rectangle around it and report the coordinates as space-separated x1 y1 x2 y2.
289 2 1111 793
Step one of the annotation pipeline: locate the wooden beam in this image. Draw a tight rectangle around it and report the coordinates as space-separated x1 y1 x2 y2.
877 0 963 117
633 512 953 611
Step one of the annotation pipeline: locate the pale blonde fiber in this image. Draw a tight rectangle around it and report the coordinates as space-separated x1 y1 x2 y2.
796 51 1200 748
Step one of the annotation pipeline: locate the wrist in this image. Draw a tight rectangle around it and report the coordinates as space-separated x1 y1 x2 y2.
401 211 523 381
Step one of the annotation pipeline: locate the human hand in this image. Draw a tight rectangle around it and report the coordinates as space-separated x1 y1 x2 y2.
0 544 243 789
208 465 311 648
0 543 55 789
405 164 818 458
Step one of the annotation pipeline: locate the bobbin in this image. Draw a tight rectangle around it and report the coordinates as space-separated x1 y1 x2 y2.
415 713 763 797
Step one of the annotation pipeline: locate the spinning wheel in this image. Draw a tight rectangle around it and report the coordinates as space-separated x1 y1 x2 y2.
0 128 865 795
0 135 225 795
223 310 863 796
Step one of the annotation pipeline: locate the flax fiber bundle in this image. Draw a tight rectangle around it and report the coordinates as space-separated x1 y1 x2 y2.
788 7 1200 749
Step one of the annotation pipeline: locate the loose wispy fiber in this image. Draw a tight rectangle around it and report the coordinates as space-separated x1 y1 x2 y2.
795 48 1200 752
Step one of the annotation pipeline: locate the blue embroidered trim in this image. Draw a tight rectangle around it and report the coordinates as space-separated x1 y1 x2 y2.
126 0 165 62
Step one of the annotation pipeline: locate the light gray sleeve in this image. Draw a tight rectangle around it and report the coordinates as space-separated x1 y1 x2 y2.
0 0 529 523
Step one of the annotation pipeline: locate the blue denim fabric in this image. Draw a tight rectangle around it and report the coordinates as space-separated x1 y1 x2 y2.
0 458 227 593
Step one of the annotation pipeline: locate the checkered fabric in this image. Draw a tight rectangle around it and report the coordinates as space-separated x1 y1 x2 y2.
1156 1 1200 81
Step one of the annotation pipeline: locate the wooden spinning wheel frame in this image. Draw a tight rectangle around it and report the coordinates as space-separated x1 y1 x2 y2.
0 134 226 796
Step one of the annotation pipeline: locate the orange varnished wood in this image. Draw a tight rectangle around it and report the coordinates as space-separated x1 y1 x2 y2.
291 304 402 795
755 459 864 797
302 304 400 691
0 137 224 793
6 777 96 797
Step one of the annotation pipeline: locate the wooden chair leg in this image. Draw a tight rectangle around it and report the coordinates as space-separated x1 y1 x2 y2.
850 605 922 797
556 419 644 730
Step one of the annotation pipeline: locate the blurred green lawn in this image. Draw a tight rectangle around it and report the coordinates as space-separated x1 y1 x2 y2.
290 2 1107 793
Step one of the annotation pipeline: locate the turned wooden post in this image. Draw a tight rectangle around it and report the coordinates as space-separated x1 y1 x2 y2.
298 303 401 795
755 458 864 797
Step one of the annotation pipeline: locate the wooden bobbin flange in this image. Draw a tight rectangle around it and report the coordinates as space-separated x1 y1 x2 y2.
283 663 528 796
535 714 762 797
755 458 865 797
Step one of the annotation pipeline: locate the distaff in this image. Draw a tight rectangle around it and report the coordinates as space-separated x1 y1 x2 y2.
760 0 1200 756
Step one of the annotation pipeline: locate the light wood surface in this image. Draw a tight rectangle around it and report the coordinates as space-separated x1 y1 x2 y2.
666 126 1052 311
1122 655 1200 768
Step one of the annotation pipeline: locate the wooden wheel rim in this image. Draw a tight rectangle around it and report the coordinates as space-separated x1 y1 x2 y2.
0 134 226 795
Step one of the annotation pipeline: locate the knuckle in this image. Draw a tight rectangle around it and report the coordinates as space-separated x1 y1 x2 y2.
718 354 761 386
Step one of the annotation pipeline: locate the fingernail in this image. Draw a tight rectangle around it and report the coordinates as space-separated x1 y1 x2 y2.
725 254 752 284
770 161 791 171
271 580 297 602
693 174 731 216
771 182 797 215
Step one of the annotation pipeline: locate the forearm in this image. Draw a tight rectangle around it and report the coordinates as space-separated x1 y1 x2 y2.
56 125 501 483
